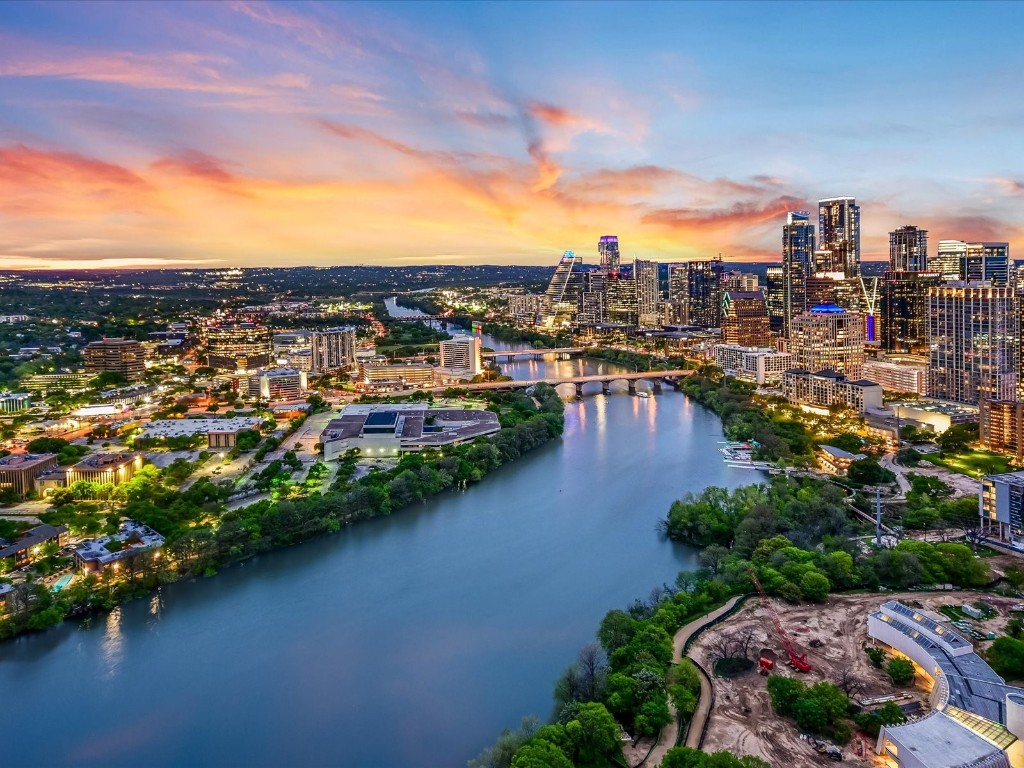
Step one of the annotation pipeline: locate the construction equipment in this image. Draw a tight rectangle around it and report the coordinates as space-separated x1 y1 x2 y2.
749 568 813 672
758 656 775 675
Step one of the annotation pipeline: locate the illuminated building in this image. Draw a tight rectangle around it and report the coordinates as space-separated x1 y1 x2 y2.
439 336 482 375
577 271 608 325
861 357 928 396
310 326 356 373
248 368 307 401
963 242 1010 285
789 304 866 377
606 273 638 326
928 282 1018 404
205 323 273 372
634 259 661 326
782 369 882 414
67 453 143 486
84 338 146 381
764 265 785 333
782 211 815 336
542 251 585 328
818 197 861 278
683 258 726 328
721 290 771 347
714 345 792 385
598 235 621 271
508 295 541 322
0 453 58 499
0 523 68 568
359 362 434 389
889 225 929 272
880 271 941 353
981 401 1024 465
930 239 968 280
667 264 689 323
0 392 31 413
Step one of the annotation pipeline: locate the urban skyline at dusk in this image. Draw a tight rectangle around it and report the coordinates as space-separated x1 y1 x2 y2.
1 1 1022 270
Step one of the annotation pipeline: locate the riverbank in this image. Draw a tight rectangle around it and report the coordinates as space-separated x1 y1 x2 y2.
0 387 566 643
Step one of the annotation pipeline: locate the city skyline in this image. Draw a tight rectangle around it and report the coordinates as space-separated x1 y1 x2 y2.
1 1 1022 270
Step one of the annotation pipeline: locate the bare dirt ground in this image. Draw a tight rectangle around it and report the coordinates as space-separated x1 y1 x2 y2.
691 589 1020 766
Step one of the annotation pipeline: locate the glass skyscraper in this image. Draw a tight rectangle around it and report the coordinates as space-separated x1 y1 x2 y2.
598 235 621 271
782 211 815 337
889 225 928 272
818 197 861 278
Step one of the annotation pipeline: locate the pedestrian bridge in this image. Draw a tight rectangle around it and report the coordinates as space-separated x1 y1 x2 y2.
431 369 694 396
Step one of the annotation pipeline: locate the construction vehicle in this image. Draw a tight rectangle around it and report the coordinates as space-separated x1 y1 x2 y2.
749 569 813 672
758 656 775 675
810 738 843 761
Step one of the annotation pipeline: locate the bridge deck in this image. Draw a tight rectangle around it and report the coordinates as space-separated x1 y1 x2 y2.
430 369 693 392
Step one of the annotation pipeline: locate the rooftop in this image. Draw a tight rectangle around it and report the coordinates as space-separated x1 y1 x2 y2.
0 523 67 560
138 417 261 439
72 521 165 565
0 453 56 471
72 453 140 471
881 710 1005 767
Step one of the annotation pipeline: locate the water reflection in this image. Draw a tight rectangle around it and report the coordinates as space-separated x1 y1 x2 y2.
101 608 124 679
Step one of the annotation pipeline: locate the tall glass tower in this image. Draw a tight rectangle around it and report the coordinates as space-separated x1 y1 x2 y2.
782 211 815 337
818 197 861 278
598 235 620 271
889 225 928 272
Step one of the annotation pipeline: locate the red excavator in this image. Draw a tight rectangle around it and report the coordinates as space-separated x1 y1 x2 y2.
749 568 812 673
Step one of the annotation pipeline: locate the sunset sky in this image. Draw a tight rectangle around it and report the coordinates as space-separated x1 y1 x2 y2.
1 1 1022 269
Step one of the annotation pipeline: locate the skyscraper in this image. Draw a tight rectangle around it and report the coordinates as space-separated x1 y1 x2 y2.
605 272 638 326
684 259 726 328
721 291 771 347
633 258 660 326
889 225 928 272
598 235 621 271
667 263 689 323
928 282 1018 404
542 250 586 328
930 240 967 280
789 305 866 377
782 211 815 336
765 266 785 333
818 197 861 278
83 338 146 382
880 271 940 354
311 326 357 374
439 335 482 375
205 323 273 372
963 242 1010 285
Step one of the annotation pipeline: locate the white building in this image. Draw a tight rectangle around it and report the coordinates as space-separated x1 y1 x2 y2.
438 335 482 376
0 392 31 413
714 345 792 386
310 326 357 374
782 369 883 414
862 356 928 396
248 368 307 401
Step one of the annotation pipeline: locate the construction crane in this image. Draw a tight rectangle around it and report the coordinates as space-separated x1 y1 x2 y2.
749 569 812 673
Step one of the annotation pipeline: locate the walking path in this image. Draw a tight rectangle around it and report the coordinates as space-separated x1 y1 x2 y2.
642 595 743 766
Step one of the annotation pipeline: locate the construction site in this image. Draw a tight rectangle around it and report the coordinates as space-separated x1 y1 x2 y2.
689 588 1024 767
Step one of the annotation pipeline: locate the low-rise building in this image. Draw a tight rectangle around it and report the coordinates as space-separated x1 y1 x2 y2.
0 453 59 499
321 404 501 459
782 369 883 414
67 453 143 486
19 372 93 394
861 356 928 396
817 444 867 475
247 367 307 402
981 471 1024 543
0 393 31 413
359 362 434 389
72 521 165 573
889 399 979 435
136 417 263 449
0 523 69 568
714 345 792 386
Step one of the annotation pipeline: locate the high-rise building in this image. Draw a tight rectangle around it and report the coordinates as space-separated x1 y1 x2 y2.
721 291 771 347
889 226 929 272
606 273 639 326
963 242 1010 285
880 271 941 354
861 357 928 396
577 271 608 325
542 251 586 328
598 235 621 271
310 326 357 374
765 266 785 333
684 258 726 328
248 368 308 401
722 271 759 292
928 282 1018 404
980 401 1024 465
789 304 866 377
508 295 541 322
439 335 482 375
930 240 967 281
818 197 861 278
667 264 689 323
204 323 273 372
634 259 661 326
782 211 815 336
83 338 146 382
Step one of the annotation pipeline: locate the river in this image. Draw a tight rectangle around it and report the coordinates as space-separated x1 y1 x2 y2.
0 300 755 768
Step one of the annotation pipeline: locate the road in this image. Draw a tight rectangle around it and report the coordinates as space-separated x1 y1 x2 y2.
429 369 694 393
879 452 912 497
643 595 744 766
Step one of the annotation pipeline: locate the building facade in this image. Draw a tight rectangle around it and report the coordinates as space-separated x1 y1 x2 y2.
634 259 661 326
861 357 928 396
928 282 1018 404
889 225 929 272
248 368 307 401
721 290 771 347
782 211 814 336
438 335 482 375
83 338 146 381
880 271 941 354
67 453 143 486
0 453 58 499
963 242 1010 285
782 369 883 413
598 235 620 271
981 400 1024 465
818 197 861 278
789 305 867 377
542 251 586 329
205 323 273 372
310 326 356 374
0 392 31 413
683 258 726 328
714 345 793 385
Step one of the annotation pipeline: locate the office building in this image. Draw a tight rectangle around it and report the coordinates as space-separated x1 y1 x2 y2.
138 417 263 450
359 362 434 389
634 259 661 326
83 338 145 382
929 282 1018 404
930 239 968 280
880 271 941 354
861 357 928 396
605 273 638 326
714 345 793 386
205 323 273 372
598 235 621 271
764 265 785 333
981 401 1024 465
683 258 726 328
722 271 759 292
439 335 482 375
0 392 31 413
310 326 356 374
248 367 307 401
73 521 165 573
982 470 1024 542
0 453 58 499
889 225 928 272
782 369 883 414
542 251 586 328
66 453 143 486
789 304 867 377
782 211 815 335
577 272 608 325
667 264 689 324
963 242 1010 285
508 295 541 322
0 523 68 568
721 290 771 347
818 197 861 278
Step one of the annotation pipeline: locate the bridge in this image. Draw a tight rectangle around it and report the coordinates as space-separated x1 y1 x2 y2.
391 314 444 322
431 369 694 397
481 347 583 360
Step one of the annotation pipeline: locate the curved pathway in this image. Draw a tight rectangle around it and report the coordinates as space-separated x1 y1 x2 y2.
642 595 743 766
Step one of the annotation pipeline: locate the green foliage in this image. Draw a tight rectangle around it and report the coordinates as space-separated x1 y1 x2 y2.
936 422 978 453
662 747 771 768
767 676 851 739
234 429 262 452
886 657 915 686
799 571 831 602
824 433 864 454
846 458 895 486
865 647 886 668
854 702 906 738
988 637 1024 680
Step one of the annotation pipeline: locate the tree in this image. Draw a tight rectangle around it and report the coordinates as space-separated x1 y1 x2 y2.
937 421 978 454
597 609 636 654
865 647 886 668
987 637 1024 680
565 702 621 766
886 657 915 686
510 741 572 768
847 458 895 486
766 675 807 717
799 571 831 602
834 669 864 698
794 698 828 734
26 436 68 454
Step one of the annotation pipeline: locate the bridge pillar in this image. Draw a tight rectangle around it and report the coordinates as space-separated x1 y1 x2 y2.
601 381 610 395
575 382 584 398
653 378 663 393
628 380 636 395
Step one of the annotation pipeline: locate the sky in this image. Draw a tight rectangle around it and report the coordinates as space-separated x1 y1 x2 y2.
0 1 1022 270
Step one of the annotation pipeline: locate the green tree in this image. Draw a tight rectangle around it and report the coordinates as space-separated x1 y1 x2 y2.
799 571 831 602
766 675 807 717
937 422 978 453
794 698 828 734
510 741 573 768
886 657 915 685
987 637 1024 680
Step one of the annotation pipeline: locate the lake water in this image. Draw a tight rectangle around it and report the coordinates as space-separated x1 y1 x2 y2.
0 301 754 767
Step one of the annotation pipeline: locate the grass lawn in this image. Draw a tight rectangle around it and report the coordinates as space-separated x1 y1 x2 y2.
927 449 1014 478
